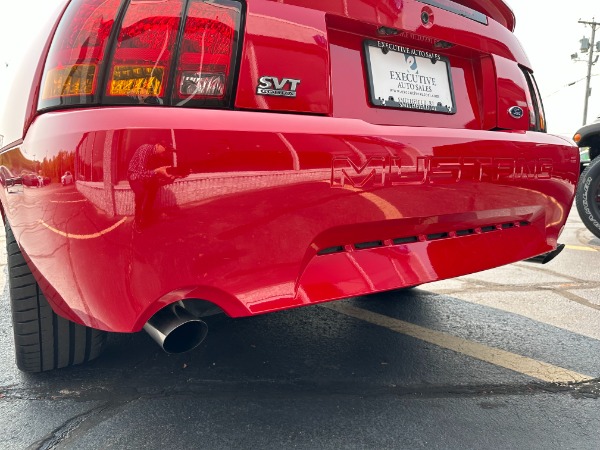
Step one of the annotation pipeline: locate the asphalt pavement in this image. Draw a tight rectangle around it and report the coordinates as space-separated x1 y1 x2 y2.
1 207 599 449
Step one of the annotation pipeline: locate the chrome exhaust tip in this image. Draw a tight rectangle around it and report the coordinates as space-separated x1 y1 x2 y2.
143 303 208 354
525 243 565 264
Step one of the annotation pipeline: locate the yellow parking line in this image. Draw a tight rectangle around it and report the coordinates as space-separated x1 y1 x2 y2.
323 303 593 384
39 217 127 240
565 245 598 252
358 192 402 220
320 181 402 219
50 199 87 204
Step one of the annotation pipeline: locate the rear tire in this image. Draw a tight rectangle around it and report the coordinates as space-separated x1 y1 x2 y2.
6 222 106 372
576 156 600 240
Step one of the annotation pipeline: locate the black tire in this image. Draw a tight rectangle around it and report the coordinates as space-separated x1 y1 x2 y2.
576 155 600 239
6 222 106 372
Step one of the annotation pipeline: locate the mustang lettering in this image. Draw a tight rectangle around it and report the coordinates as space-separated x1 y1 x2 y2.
331 156 554 188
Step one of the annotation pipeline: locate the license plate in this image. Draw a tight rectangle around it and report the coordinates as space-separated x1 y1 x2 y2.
364 40 456 114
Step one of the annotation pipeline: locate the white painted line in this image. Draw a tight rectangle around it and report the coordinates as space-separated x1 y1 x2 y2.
323 302 594 384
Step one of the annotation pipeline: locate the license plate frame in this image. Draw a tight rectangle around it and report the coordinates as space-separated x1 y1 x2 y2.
364 40 456 114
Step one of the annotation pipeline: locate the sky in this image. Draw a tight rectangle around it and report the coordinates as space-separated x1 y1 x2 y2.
0 0 599 138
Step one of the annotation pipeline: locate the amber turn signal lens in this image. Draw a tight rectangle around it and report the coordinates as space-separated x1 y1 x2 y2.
42 64 96 99
573 133 581 143
110 66 165 97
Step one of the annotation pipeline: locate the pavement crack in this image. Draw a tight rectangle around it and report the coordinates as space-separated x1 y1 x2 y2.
513 262 591 285
576 228 600 247
4 378 600 403
27 400 137 450
555 290 600 311
426 274 600 311
149 377 600 401
28 404 106 450
428 279 600 301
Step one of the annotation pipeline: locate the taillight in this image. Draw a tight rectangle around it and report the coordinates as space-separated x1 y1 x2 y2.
38 0 243 111
172 0 241 107
522 69 547 133
105 0 185 104
38 0 122 110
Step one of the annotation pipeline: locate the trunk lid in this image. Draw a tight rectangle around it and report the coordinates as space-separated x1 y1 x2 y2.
235 0 531 131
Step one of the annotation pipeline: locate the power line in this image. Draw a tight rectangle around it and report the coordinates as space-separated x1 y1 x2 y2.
546 73 600 97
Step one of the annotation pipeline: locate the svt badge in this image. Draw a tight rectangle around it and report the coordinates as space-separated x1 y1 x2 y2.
257 76 300 97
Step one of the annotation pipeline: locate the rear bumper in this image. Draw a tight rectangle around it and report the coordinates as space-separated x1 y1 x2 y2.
2 107 579 332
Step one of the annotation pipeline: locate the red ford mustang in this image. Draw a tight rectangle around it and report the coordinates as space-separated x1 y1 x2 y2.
0 0 578 371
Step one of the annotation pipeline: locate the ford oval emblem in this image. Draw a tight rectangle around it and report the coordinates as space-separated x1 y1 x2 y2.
508 106 524 119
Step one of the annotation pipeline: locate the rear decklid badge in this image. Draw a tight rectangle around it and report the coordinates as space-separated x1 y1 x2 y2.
509 106 524 119
257 76 300 97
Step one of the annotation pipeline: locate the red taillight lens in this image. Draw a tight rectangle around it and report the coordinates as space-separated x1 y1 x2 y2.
173 0 241 107
105 0 185 104
38 0 122 110
38 0 242 111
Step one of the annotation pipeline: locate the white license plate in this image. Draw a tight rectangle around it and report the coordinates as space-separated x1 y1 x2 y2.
364 40 456 114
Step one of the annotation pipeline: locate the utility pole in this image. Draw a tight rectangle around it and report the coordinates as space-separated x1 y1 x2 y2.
578 19 600 125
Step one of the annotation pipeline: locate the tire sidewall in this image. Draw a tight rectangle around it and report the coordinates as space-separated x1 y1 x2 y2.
576 155 600 239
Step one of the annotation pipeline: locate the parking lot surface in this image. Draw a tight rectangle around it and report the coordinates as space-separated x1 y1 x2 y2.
1 208 599 449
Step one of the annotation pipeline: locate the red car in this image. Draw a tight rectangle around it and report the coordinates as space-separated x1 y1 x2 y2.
0 0 578 372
